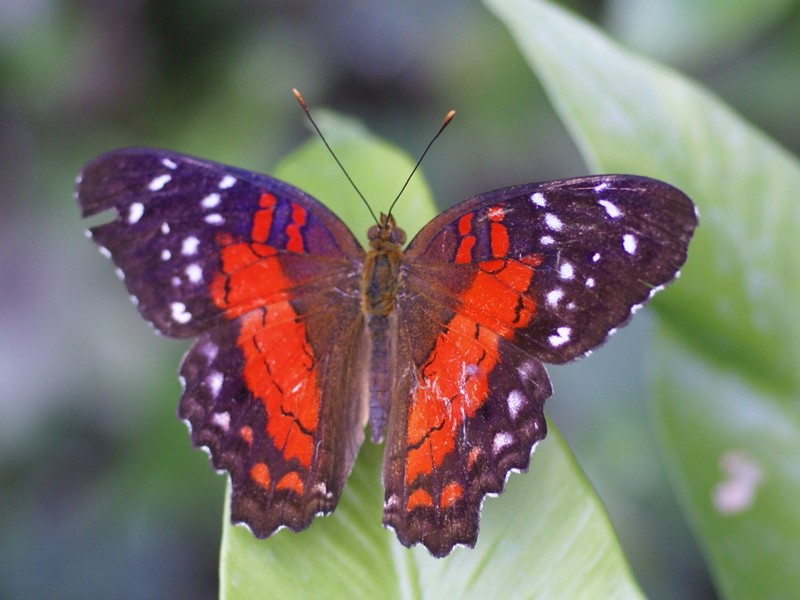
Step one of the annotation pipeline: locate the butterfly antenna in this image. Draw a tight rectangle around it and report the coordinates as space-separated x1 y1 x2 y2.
292 88 380 226
386 109 456 219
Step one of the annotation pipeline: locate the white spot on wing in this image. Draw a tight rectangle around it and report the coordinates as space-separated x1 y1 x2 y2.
531 192 547 207
161 222 171 234
181 236 200 255
592 252 601 262
585 277 595 288
313 482 333 500
201 193 221 209
148 174 172 191
559 262 574 280
648 283 666 299
170 301 192 324
598 199 622 218
201 341 218 363
211 410 230 431
185 263 203 283
493 431 514 454
546 288 564 307
128 202 145 224
171 276 181 287
99 246 112 259
623 233 638 254
507 389 525 419
594 181 610 192
548 326 571 347
517 361 538 382
161 249 171 261
540 235 555 245
204 213 224 225
161 158 178 170
219 174 237 189
207 371 224 397
544 213 563 231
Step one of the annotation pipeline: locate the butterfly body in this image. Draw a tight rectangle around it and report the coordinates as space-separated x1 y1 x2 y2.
77 147 696 557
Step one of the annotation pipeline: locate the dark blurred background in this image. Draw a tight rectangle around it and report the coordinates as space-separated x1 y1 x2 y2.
1 1 798 598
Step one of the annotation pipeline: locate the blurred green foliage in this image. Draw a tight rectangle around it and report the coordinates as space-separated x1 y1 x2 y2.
1 1 798 598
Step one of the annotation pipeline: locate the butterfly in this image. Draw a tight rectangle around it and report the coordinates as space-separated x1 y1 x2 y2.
76 137 696 558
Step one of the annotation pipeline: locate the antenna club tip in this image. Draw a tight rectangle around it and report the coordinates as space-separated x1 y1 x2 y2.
292 88 307 107
442 110 456 128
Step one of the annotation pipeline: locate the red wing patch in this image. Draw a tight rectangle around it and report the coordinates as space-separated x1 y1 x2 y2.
185 191 366 537
78 146 696 559
77 149 367 538
383 253 551 556
209 200 321 470
404 255 542 485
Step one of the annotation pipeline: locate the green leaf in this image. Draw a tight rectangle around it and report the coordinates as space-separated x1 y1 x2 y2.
219 113 643 599
273 110 437 247
605 0 793 67
484 0 800 596
653 331 800 599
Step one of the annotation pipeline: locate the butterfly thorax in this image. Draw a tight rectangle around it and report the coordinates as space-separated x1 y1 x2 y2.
362 213 407 317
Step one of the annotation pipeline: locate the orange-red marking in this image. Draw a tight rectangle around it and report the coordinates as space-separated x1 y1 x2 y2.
250 462 271 490
466 447 482 472
276 471 305 495
239 425 254 447
209 201 320 468
252 193 276 243
455 213 476 264
405 252 543 484
488 206 509 258
439 481 464 508
285 203 307 253
406 488 434 511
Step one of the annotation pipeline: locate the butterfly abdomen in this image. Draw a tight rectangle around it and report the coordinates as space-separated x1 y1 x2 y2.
361 230 405 443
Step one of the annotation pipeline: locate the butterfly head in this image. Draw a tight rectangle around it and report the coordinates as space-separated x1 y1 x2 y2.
368 213 407 250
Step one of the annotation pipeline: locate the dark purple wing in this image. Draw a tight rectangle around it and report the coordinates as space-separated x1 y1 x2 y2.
382 174 696 556
405 175 697 362
77 147 363 337
77 148 369 539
